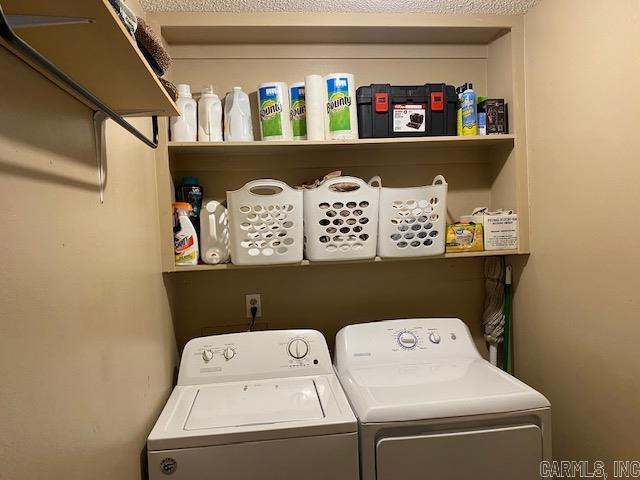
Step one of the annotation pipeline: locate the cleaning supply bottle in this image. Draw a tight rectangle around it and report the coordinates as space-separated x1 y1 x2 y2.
197 85 223 142
461 83 478 136
456 84 466 136
170 84 197 142
200 199 231 264
224 86 254 141
176 177 203 238
173 202 199 266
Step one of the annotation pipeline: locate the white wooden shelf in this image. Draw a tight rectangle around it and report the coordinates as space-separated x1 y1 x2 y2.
168 135 515 157
2 0 178 116
167 250 524 273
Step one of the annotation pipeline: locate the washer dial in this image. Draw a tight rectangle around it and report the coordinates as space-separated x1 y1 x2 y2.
288 338 309 359
429 332 441 344
202 349 214 362
397 331 418 350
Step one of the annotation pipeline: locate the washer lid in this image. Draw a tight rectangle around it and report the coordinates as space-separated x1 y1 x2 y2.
185 378 324 430
339 359 550 423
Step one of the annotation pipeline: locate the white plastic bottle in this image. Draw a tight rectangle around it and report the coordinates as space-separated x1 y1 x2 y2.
200 199 231 264
224 86 254 141
173 202 199 266
170 84 197 142
197 85 223 142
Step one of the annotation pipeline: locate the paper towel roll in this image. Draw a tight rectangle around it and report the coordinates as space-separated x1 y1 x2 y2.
304 74 326 141
323 73 358 140
257 82 293 141
289 82 307 140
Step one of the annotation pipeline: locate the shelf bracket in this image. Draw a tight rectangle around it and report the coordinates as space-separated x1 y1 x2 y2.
0 4 160 173
93 111 108 204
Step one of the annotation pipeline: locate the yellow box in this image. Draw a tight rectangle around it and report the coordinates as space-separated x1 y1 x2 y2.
446 223 484 252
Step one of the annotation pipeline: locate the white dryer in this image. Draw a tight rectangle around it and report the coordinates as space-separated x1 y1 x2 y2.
148 330 358 480
334 318 551 480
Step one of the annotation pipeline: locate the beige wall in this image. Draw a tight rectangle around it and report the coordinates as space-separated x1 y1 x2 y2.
516 0 640 463
0 21 177 480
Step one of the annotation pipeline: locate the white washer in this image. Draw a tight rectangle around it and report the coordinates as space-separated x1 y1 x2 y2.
148 330 358 480
334 318 551 480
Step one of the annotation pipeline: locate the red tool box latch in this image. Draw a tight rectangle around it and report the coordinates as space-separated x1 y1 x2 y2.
375 93 389 113
431 92 444 111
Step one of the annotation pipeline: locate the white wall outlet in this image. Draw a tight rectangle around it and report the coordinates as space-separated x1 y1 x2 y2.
245 294 262 318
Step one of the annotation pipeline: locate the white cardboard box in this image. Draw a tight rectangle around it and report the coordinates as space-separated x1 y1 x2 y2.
484 213 518 251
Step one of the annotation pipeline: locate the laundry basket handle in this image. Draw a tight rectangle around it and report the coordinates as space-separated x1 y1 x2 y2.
321 176 370 191
368 176 382 188
243 179 291 196
432 175 447 186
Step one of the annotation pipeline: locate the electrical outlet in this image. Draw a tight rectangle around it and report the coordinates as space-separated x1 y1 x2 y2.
245 294 262 318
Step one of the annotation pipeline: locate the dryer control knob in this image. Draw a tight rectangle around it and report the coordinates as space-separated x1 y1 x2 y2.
202 349 214 362
429 332 441 344
222 347 236 361
288 339 309 360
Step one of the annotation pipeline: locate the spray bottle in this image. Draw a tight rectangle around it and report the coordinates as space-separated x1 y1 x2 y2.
173 202 199 266
461 83 478 136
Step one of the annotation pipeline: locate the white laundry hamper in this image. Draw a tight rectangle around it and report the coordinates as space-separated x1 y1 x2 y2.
227 179 303 265
377 175 448 258
304 176 379 261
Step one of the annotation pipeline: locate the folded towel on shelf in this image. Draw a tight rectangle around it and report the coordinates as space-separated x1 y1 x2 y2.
108 0 137 36
159 78 178 101
135 16 172 75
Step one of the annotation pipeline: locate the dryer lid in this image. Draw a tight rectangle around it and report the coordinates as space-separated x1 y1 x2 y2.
185 378 324 430
340 359 549 423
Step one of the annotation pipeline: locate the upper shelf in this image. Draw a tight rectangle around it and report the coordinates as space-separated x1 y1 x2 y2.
162 25 509 46
152 12 513 46
169 135 515 156
1 0 178 116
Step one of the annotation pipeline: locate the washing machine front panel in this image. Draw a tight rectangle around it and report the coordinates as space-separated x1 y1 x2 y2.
376 424 542 480
148 432 359 480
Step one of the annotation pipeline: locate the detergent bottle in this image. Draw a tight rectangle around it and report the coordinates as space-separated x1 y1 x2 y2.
170 84 197 142
224 86 254 141
199 199 231 264
198 85 223 142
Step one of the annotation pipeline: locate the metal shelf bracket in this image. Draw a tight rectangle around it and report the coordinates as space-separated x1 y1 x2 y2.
0 5 160 202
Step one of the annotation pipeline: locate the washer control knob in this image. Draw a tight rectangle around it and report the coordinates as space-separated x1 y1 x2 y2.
222 347 236 361
429 332 441 344
202 349 214 362
288 339 309 360
398 331 418 349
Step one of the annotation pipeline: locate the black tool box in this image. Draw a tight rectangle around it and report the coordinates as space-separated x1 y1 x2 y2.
356 83 458 138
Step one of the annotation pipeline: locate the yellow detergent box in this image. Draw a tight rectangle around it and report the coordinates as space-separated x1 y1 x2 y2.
446 223 484 252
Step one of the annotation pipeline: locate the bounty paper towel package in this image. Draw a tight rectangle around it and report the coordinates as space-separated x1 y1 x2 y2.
289 82 307 140
258 82 293 141
324 73 358 140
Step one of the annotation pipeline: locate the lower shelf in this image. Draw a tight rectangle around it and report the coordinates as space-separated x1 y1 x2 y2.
167 250 525 272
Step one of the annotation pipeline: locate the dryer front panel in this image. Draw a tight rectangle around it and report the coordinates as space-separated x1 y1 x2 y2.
376 424 542 480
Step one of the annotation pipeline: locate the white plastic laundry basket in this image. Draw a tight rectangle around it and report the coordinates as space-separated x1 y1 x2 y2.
304 176 379 261
227 179 303 265
377 175 448 258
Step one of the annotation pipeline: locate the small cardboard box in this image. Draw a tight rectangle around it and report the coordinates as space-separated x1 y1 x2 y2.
484 213 518 251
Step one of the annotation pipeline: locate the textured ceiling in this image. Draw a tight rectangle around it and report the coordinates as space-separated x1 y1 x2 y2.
141 0 540 15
